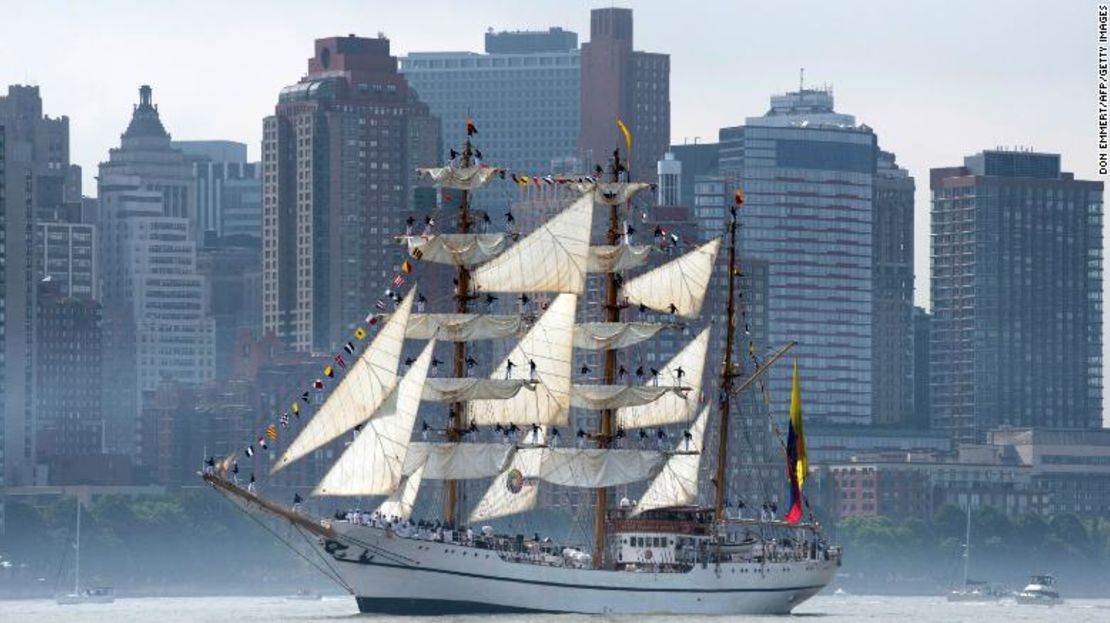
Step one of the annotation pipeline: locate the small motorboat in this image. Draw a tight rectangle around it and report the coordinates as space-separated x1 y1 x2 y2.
1014 574 1061 605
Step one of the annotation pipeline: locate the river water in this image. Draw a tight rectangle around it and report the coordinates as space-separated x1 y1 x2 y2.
3 595 1109 623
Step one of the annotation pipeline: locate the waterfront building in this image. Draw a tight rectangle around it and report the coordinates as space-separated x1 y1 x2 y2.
262 35 439 352
930 150 1103 441
579 8 669 183
718 87 882 426
827 427 1110 520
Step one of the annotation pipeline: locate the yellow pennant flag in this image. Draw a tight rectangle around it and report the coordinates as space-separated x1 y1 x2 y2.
617 119 632 155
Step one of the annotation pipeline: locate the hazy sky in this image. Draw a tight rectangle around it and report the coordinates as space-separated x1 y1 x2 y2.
0 0 1100 314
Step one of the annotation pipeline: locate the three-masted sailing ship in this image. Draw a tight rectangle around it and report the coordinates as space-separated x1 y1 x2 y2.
202 131 840 614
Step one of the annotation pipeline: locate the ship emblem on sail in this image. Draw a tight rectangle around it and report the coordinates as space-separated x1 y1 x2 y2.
505 468 525 494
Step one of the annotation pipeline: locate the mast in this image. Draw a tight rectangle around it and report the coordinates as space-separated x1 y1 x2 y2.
962 502 971 586
713 195 742 520
444 135 474 527
592 149 624 568
74 497 81 594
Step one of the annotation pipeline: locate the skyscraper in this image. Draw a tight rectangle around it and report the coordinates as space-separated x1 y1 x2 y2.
579 8 670 182
718 87 887 426
0 85 79 223
97 86 215 457
262 35 439 352
1 105 39 488
872 151 915 425
401 27 580 202
930 150 1103 441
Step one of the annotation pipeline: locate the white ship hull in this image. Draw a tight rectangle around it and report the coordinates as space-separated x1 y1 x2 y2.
323 522 837 615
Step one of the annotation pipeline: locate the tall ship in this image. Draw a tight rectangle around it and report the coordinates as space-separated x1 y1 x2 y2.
202 128 840 614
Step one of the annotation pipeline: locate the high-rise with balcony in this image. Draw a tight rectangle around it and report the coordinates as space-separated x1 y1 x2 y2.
930 150 1103 441
263 35 439 352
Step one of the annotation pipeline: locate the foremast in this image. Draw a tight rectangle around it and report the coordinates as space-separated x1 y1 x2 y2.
593 149 626 568
444 133 475 527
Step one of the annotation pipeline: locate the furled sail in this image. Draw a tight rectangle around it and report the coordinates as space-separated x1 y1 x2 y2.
406 313 524 341
621 238 721 318
376 465 423 521
466 294 576 426
538 448 664 488
568 181 653 206
312 340 435 496
615 327 710 430
422 378 534 402
587 245 651 272
468 448 543 522
632 406 710 516
572 321 666 351
273 288 415 472
417 165 501 190
401 234 509 267
469 194 593 294
403 442 515 479
569 385 685 410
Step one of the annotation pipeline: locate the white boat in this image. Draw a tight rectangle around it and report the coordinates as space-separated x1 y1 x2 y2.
1015 574 1061 605
203 139 839 614
286 589 323 601
55 498 115 605
945 505 1001 602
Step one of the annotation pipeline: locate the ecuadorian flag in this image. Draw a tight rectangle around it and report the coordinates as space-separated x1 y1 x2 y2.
785 359 807 523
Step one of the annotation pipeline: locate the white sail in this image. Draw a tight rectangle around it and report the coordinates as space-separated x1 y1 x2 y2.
466 294 576 426
312 340 435 496
418 165 502 190
468 448 543 522
632 406 710 516
538 448 664 488
587 245 651 272
570 385 685 410
422 378 534 402
470 194 593 294
568 181 653 206
402 234 510 267
572 321 666 351
615 327 710 430
274 288 416 472
376 465 423 521
406 313 524 341
621 238 721 318
403 442 515 479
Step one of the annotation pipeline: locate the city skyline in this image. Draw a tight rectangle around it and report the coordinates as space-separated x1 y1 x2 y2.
0 0 1095 314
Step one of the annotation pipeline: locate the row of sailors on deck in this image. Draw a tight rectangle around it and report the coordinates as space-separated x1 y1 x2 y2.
338 510 484 545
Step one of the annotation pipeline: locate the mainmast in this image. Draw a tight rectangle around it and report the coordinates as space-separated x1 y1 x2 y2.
444 135 474 527
713 194 742 520
593 149 624 568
